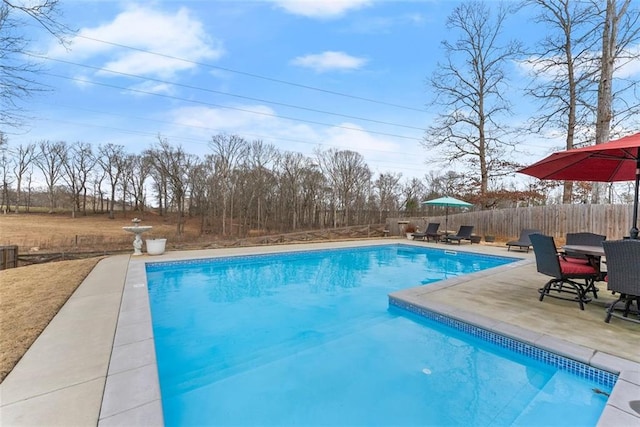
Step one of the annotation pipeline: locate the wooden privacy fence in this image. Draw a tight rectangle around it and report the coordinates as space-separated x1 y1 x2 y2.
389 204 634 241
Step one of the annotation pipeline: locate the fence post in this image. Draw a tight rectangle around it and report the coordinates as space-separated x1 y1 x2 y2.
0 245 19 270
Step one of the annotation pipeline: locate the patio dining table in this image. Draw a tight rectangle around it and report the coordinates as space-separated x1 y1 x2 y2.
561 244 605 258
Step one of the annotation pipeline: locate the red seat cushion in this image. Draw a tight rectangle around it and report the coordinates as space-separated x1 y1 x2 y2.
563 256 590 265
559 259 597 275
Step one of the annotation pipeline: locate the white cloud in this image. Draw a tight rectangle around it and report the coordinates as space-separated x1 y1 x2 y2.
348 13 426 34
406 13 425 25
323 123 399 153
272 0 372 19
164 106 405 165
515 56 565 82
49 4 224 79
616 45 640 78
162 104 323 157
169 105 278 133
518 44 640 82
291 51 368 73
128 81 175 96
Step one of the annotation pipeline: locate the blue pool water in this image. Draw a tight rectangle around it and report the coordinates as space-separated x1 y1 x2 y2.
145 244 614 426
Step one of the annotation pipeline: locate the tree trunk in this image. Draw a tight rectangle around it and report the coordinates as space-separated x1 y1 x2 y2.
593 0 629 202
14 177 21 214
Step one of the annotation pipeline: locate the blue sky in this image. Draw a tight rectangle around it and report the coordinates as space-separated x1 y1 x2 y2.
9 0 598 182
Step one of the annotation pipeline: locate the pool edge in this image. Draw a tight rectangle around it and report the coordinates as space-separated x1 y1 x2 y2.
99 240 640 426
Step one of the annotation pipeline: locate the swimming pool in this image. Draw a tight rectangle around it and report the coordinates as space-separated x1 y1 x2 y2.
145 244 615 426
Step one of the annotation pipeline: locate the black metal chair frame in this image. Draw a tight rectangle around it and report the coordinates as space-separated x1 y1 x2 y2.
443 225 475 245
602 240 640 324
506 229 541 252
530 234 601 310
412 222 440 242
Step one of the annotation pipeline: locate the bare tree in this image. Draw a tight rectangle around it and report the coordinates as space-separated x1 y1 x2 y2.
146 149 168 217
596 0 630 143
373 172 402 224
593 0 639 202
10 141 36 212
118 155 134 214
525 0 600 203
61 141 95 217
148 137 196 235
1 0 70 128
186 160 211 233
128 153 151 213
277 151 308 230
316 148 371 227
34 140 65 213
0 138 12 213
401 178 427 217
24 164 34 211
92 168 107 213
97 143 126 219
299 162 325 228
244 140 279 230
209 134 248 236
2 0 68 37
423 1 522 197
423 170 470 203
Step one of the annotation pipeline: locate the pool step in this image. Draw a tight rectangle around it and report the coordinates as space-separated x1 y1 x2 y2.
507 371 609 426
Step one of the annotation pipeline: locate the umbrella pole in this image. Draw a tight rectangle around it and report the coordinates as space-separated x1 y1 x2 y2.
445 206 449 237
631 154 640 239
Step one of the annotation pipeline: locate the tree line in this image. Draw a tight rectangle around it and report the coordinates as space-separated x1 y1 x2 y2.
0 134 551 236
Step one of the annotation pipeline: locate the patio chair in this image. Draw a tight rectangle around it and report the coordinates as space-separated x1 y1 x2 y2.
444 225 475 245
412 222 440 241
506 229 541 252
529 233 600 310
563 232 606 264
602 240 640 324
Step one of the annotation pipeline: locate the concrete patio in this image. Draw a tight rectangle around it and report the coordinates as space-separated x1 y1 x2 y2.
1 239 638 426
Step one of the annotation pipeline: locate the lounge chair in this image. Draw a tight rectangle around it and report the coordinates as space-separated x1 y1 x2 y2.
530 234 600 310
506 229 541 252
412 222 440 241
443 225 474 245
602 240 640 324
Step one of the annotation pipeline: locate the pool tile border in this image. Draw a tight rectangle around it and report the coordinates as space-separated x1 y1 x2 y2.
99 241 640 426
389 298 618 388
144 243 522 271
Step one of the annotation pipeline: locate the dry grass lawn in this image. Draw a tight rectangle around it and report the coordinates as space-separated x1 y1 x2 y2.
0 212 201 383
0 257 102 382
0 211 199 252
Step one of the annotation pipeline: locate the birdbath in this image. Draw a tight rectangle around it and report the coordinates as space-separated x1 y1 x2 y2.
122 218 153 255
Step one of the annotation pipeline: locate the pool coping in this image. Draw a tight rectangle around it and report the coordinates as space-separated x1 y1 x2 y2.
1 240 638 426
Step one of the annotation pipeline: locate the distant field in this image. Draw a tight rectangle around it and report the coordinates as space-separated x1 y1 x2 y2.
0 212 200 253
0 211 204 383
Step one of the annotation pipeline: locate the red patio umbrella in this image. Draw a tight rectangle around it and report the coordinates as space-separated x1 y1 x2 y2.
518 132 640 239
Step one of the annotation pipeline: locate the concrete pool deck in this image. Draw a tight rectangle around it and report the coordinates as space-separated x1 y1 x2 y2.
1 239 638 426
